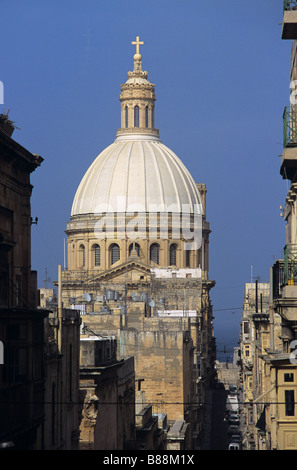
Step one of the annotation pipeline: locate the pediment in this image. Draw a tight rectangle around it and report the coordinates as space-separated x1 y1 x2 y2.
85 259 151 284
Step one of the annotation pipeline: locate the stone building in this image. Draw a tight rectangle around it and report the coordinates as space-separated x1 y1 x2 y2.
237 3 297 450
0 114 82 449
239 281 282 449
38 270 82 450
61 37 216 449
79 337 135 450
0 118 47 449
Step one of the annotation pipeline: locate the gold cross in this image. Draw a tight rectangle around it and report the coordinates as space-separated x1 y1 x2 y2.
132 36 144 55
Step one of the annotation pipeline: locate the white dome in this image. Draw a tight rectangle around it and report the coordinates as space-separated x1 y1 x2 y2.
71 133 203 217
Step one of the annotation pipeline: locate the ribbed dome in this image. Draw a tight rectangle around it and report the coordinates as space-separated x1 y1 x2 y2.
71 133 203 217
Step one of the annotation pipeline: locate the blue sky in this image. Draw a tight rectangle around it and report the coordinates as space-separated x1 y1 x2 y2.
1 1 292 355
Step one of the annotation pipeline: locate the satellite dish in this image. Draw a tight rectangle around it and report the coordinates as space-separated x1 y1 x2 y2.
83 293 92 302
148 298 155 307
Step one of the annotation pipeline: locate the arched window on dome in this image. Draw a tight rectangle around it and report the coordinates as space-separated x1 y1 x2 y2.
93 244 101 267
169 243 177 266
145 106 149 128
125 106 128 128
79 244 85 268
129 242 140 257
134 105 139 128
110 243 120 265
150 243 159 264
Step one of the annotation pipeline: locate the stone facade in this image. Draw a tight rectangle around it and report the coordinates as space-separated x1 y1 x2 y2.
0 125 47 449
237 6 297 449
43 305 81 449
61 38 216 450
79 338 135 450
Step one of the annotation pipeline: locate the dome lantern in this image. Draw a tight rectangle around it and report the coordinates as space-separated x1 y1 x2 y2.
117 36 159 138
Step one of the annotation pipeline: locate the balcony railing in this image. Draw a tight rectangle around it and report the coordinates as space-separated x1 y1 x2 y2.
284 0 297 11
283 106 297 147
284 244 297 285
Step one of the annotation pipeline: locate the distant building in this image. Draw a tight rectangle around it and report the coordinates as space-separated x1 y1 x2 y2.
61 37 216 449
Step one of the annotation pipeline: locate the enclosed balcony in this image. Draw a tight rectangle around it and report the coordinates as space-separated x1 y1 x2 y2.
284 243 297 285
274 245 297 321
283 106 297 147
272 259 284 299
282 1 297 39
281 107 297 179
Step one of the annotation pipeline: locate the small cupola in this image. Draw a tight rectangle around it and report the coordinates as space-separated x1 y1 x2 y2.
117 36 159 138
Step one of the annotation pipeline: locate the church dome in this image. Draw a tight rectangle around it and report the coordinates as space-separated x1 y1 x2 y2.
70 37 203 218
71 133 202 216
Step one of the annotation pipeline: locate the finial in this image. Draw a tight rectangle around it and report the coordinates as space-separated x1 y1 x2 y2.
132 36 144 61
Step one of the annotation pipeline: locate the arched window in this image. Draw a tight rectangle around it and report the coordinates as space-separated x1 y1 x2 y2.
79 244 85 267
169 243 177 266
145 106 149 128
125 106 128 128
93 244 100 266
110 243 120 265
150 243 159 264
134 105 139 127
129 243 140 257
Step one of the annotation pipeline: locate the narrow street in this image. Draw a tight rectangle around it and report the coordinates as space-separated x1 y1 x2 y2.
210 387 229 450
203 361 241 450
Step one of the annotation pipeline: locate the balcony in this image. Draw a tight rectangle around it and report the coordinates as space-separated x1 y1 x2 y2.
252 313 269 323
282 1 297 39
281 107 297 179
273 246 297 321
272 247 297 294
284 244 297 285
272 259 284 299
283 106 297 147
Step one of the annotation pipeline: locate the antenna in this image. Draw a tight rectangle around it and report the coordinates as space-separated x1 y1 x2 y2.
44 268 48 288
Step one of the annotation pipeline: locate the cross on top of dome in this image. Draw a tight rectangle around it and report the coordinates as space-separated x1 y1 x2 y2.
132 36 144 58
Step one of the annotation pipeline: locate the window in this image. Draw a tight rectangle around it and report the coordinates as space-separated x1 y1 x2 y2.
79 244 85 267
93 244 101 266
134 105 139 127
129 243 140 257
186 250 190 267
285 390 295 416
284 373 294 382
150 243 159 264
125 106 128 128
169 244 177 265
243 321 249 334
145 106 149 128
110 243 120 265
